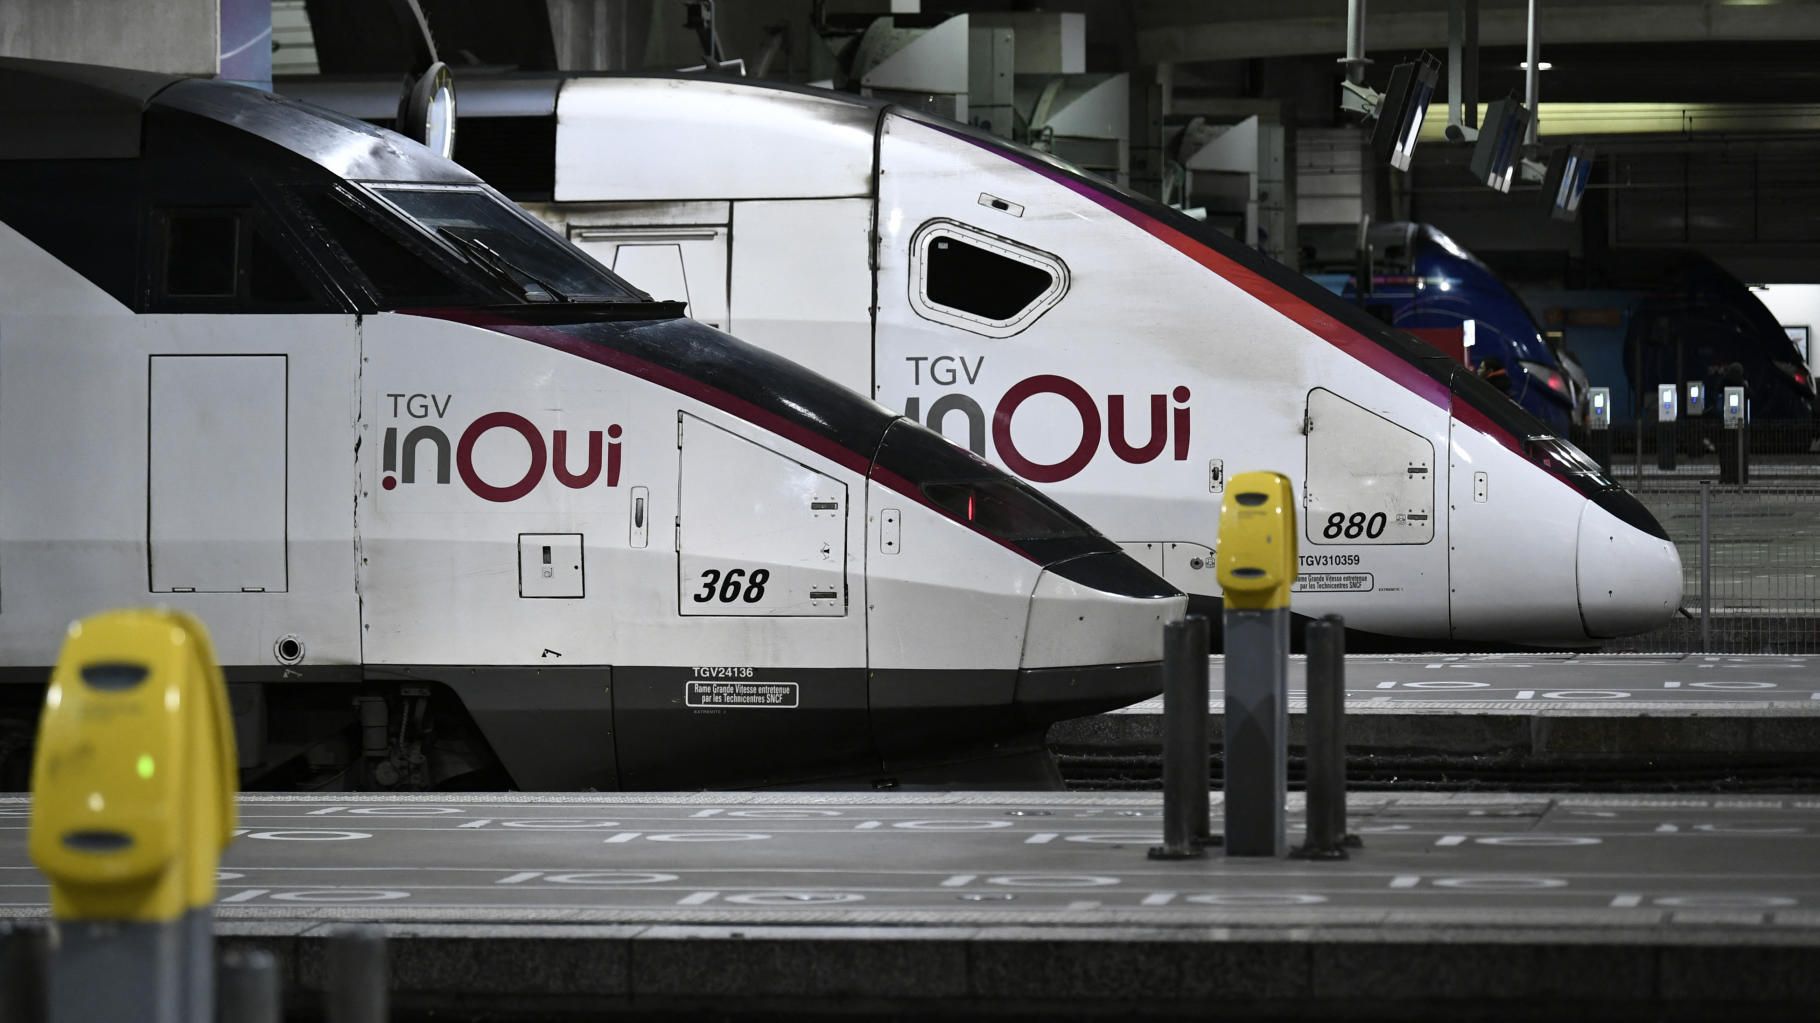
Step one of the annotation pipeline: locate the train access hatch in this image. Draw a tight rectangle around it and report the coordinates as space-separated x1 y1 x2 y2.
676 413 848 617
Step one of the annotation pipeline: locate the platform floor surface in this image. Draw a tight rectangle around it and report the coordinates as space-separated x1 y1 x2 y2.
5 792 1818 1018
1144 653 1820 713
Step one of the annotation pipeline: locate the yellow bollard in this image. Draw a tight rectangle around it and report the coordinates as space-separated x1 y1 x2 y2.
1215 472 1297 856
29 609 237 1023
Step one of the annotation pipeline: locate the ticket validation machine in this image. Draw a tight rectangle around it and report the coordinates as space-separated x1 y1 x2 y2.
29 610 237 1023
1721 386 1749 484
1656 383 1678 470
1216 472 1297 858
1687 381 1706 417
1587 387 1613 472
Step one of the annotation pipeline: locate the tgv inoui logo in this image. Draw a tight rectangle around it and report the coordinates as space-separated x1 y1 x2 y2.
900 357 1191 483
380 392 622 503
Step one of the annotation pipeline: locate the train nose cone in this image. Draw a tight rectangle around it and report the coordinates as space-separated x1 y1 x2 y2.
1015 552 1185 721
1576 491 1682 638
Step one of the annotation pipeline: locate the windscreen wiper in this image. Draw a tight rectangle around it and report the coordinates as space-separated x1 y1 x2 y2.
438 229 568 303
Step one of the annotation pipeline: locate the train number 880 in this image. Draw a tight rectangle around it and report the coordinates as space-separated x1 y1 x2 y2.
1322 512 1387 540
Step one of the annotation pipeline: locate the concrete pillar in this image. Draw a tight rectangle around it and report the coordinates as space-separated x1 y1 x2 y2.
0 0 221 75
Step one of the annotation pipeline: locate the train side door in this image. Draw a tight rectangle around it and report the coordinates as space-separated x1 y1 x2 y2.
1301 388 1440 617
608 412 870 789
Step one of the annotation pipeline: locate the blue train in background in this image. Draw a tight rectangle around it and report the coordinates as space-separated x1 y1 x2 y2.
1310 222 1578 434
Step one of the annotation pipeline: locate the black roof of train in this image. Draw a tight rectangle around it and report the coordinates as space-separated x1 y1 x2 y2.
0 56 476 185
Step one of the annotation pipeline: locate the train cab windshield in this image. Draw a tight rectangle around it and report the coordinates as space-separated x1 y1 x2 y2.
366 185 643 305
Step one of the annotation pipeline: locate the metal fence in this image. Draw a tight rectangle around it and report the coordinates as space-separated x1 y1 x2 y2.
1601 479 1820 654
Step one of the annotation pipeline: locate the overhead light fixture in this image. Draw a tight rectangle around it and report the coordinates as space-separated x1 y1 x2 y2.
1518 61 1554 71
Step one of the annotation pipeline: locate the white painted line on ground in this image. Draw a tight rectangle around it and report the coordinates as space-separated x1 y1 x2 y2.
940 875 977 887
1435 835 1468 847
459 819 492 828
603 832 643 843
1389 876 1422 889
676 892 718 906
1025 833 1060 844
1377 681 1398 689
220 889 269 902
1664 681 1682 688
307 807 348 816
1142 893 1177 906
1066 901 1102 912
1610 894 1644 908
495 873 541 885
1516 691 1536 700
853 821 883 830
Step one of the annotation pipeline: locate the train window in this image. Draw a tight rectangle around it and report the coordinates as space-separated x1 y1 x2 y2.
152 209 320 311
909 219 1067 338
162 211 239 298
368 186 644 304
301 189 472 307
246 227 315 305
1303 387 1436 546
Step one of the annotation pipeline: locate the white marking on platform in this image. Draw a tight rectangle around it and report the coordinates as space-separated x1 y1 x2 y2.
854 821 882 830
1435 835 1468 846
941 875 977 887
496 872 541 885
677 892 718 905
1066 901 1102 911
270 889 408 902
1025 833 1059 844
603 832 642 843
1389 876 1421 888
1516 691 1536 700
1142 892 1178 906
459 819 492 828
307 806 348 815
1610 894 1644 908
1665 681 1682 688
1477 835 1601 847
221 889 268 903
245 830 370 841
1433 877 1567 890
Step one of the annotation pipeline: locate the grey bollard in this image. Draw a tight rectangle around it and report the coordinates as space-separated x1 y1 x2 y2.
326 925 388 1023
1149 615 1211 860
1 920 50 1023
1223 604 1290 857
218 947 281 1023
1293 615 1358 860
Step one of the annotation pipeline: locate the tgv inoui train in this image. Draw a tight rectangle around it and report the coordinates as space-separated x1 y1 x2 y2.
0 59 1184 791
287 73 1682 646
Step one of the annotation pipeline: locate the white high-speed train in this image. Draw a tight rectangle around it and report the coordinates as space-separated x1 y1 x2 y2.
0 59 1184 792
286 73 1681 647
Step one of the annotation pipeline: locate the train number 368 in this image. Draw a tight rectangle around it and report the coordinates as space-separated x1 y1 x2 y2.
694 568 770 603
1322 511 1388 540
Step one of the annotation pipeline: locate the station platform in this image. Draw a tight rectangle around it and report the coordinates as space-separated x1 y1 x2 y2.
5 791 1820 1020
1055 654 1820 790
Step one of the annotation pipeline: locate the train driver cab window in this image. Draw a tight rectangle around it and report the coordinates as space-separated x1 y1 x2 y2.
153 208 319 311
909 219 1067 338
